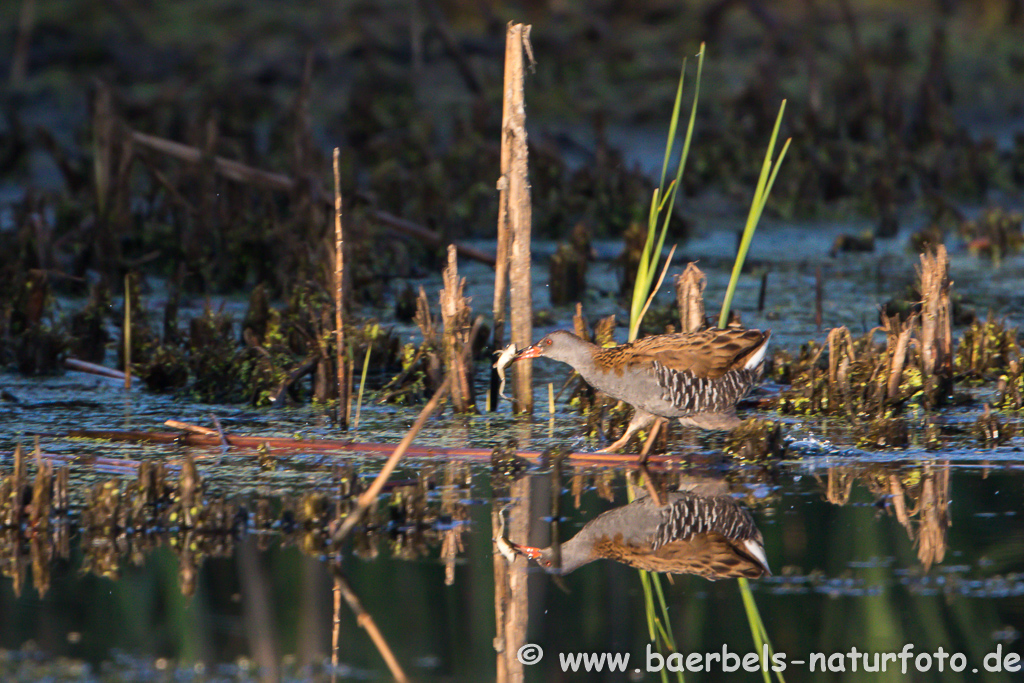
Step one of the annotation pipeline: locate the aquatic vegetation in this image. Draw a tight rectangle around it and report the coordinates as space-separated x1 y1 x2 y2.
724 419 787 461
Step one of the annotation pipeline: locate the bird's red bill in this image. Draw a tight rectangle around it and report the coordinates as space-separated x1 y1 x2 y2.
513 345 542 361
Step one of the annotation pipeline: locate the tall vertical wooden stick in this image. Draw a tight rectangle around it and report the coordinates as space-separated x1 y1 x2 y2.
333 148 348 429
500 22 534 414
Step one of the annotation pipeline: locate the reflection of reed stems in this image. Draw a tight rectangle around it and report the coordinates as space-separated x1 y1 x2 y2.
332 563 410 683
332 375 451 542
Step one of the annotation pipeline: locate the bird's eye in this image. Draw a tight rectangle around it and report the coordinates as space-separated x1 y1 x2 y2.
544 338 552 346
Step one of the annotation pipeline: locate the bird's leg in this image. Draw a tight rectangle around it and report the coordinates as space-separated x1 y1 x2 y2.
599 409 656 453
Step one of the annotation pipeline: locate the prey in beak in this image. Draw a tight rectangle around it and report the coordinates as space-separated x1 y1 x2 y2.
511 337 550 361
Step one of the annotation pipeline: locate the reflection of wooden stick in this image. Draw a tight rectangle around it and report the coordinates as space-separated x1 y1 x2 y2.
129 130 496 267
332 376 451 542
332 564 341 680
332 564 410 683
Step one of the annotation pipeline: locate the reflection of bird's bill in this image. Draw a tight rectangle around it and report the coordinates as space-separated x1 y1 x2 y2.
508 542 543 561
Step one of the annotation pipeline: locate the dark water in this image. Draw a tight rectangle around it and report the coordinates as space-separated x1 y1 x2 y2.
3 230 1024 681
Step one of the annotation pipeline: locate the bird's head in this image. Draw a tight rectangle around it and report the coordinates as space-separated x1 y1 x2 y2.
513 330 584 365
509 542 565 574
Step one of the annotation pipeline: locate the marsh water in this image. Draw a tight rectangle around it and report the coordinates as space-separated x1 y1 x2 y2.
2 225 1024 682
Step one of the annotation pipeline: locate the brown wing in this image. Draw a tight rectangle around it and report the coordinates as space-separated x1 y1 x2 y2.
595 328 769 379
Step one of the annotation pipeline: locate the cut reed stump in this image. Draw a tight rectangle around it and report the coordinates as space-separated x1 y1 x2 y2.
674 262 707 333
918 245 953 405
440 245 476 412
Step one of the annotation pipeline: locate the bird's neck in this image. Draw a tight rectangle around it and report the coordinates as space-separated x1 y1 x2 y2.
564 339 602 380
557 532 600 575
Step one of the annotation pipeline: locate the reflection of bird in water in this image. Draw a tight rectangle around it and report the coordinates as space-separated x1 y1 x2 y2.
512 480 770 580
513 327 771 453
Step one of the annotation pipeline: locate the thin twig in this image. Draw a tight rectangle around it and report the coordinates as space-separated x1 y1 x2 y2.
636 244 677 329
123 274 131 390
333 148 348 429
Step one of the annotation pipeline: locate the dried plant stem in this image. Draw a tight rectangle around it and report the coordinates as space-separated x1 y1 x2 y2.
333 148 348 429
884 314 914 404
332 375 451 542
332 564 410 683
918 245 952 378
635 244 676 332
440 245 475 412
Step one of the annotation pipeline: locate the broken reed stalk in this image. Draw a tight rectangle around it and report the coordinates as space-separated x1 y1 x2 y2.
440 245 475 412
500 22 535 413
332 564 410 683
333 148 348 429
884 313 914 405
675 262 707 333
332 375 451 542
123 274 131 389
